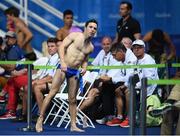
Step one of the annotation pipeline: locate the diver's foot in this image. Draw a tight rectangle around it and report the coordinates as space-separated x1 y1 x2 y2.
35 116 43 133
70 125 85 132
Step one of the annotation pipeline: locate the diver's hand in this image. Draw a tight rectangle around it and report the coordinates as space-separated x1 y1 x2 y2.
80 68 86 76
61 62 67 72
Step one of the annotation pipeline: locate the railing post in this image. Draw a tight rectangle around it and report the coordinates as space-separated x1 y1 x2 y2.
140 77 147 135
165 61 171 96
19 0 23 19
129 76 136 135
24 0 28 25
20 64 34 131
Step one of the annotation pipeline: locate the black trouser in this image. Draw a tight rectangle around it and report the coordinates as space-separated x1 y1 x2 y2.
84 79 115 120
100 81 115 117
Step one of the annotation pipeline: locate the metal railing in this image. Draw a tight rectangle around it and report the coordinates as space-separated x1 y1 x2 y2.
30 0 85 27
0 2 54 37
0 0 85 38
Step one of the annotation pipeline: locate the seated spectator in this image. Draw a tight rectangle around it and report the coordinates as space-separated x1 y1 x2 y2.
0 69 28 119
79 36 117 124
1 31 24 63
143 29 176 64
107 40 162 127
0 36 5 69
0 38 59 120
0 37 6 92
132 40 159 96
17 38 59 122
106 42 137 127
0 31 25 103
132 40 161 126
21 38 60 121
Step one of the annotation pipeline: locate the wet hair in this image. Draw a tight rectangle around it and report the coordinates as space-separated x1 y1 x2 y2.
63 9 73 18
85 19 98 27
120 1 133 10
4 7 19 17
152 29 164 43
47 37 59 44
110 42 127 53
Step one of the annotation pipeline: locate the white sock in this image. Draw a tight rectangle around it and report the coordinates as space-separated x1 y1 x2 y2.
117 115 123 120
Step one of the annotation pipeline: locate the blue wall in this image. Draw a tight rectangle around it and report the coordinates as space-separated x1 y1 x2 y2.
41 0 180 36
0 0 180 54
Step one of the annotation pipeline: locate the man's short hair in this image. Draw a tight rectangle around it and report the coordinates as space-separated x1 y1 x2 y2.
4 7 19 17
63 9 73 18
111 42 127 53
102 36 112 43
120 1 133 10
47 37 59 44
85 19 98 27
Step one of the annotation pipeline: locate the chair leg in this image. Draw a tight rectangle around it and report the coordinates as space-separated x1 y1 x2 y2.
50 102 64 126
44 102 56 124
57 107 70 128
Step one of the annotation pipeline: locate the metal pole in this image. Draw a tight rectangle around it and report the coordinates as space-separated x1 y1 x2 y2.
165 61 171 95
24 0 28 25
20 64 34 131
19 0 23 19
129 76 136 135
140 77 147 135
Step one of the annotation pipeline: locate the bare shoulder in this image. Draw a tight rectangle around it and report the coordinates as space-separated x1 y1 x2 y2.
56 28 64 40
56 27 63 33
69 32 83 37
15 18 26 28
143 31 152 42
89 42 94 52
67 32 84 40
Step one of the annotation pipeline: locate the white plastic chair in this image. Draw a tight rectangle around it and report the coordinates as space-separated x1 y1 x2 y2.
43 79 67 125
56 71 98 129
44 71 98 129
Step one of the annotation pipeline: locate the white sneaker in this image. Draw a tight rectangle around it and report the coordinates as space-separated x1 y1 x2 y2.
96 117 107 124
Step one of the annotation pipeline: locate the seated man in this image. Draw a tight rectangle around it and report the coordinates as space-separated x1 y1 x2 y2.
0 31 25 104
106 42 137 127
132 40 161 127
107 40 160 127
0 38 59 120
132 40 159 97
31 38 60 115
79 36 118 124
17 37 60 121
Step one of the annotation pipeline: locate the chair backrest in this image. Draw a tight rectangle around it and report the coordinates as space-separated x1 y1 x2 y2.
33 57 49 66
86 71 99 83
77 71 98 94
82 71 91 83
77 71 99 106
